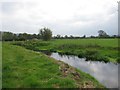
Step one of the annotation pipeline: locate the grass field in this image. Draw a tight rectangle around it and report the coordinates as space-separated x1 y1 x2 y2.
14 38 119 63
2 42 104 88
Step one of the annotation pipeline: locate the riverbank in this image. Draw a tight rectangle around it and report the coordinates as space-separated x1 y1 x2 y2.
2 43 104 88
49 52 118 88
13 39 119 63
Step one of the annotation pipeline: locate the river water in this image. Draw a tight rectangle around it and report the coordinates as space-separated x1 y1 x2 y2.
48 52 119 88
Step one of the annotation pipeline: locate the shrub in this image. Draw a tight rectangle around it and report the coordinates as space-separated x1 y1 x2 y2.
117 57 120 63
78 51 85 58
96 56 109 63
85 50 98 56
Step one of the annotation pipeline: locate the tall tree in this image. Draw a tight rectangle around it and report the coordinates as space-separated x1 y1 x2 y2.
39 27 52 41
64 35 68 39
98 30 109 38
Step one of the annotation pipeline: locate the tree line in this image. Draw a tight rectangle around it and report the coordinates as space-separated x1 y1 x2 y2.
0 28 119 41
0 31 40 41
0 28 52 41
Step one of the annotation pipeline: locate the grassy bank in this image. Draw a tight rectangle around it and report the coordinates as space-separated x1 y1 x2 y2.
2 42 104 88
13 39 119 63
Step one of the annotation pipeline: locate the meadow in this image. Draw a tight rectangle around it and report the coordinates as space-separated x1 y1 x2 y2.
2 42 104 88
14 38 119 63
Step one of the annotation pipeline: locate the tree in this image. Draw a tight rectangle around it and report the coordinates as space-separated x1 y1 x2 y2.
82 35 86 38
64 35 68 39
0 31 2 41
18 33 26 41
70 35 74 39
2 32 14 41
39 27 52 41
98 30 109 38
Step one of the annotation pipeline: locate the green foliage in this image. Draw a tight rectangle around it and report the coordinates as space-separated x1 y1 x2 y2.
117 57 120 63
98 30 109 38
78 51 85 58
85 50 98 61
13 40 51 51
13 38 118 63
1 31 40 41
2 32 15 41
39 27 52 41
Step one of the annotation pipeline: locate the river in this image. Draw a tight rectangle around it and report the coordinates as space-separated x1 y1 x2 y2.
48 52 119 88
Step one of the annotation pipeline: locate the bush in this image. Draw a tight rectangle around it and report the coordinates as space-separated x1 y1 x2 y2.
85 50 109 62
117 57 120 63
96 56 109 63
85 50 98 60
85 50 98 56
78 51 85 58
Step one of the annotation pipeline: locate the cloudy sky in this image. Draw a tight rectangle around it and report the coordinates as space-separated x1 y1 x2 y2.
0 0 118 36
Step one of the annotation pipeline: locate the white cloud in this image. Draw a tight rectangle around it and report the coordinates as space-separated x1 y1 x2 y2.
0 0 118 36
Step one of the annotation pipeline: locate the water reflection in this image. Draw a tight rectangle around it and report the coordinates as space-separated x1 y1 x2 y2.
50 53 118 88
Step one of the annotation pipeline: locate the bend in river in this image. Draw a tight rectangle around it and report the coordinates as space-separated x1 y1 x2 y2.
47 52 119 88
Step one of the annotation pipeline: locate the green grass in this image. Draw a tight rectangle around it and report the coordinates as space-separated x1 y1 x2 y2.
2 42 104 88
13 38 119 63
